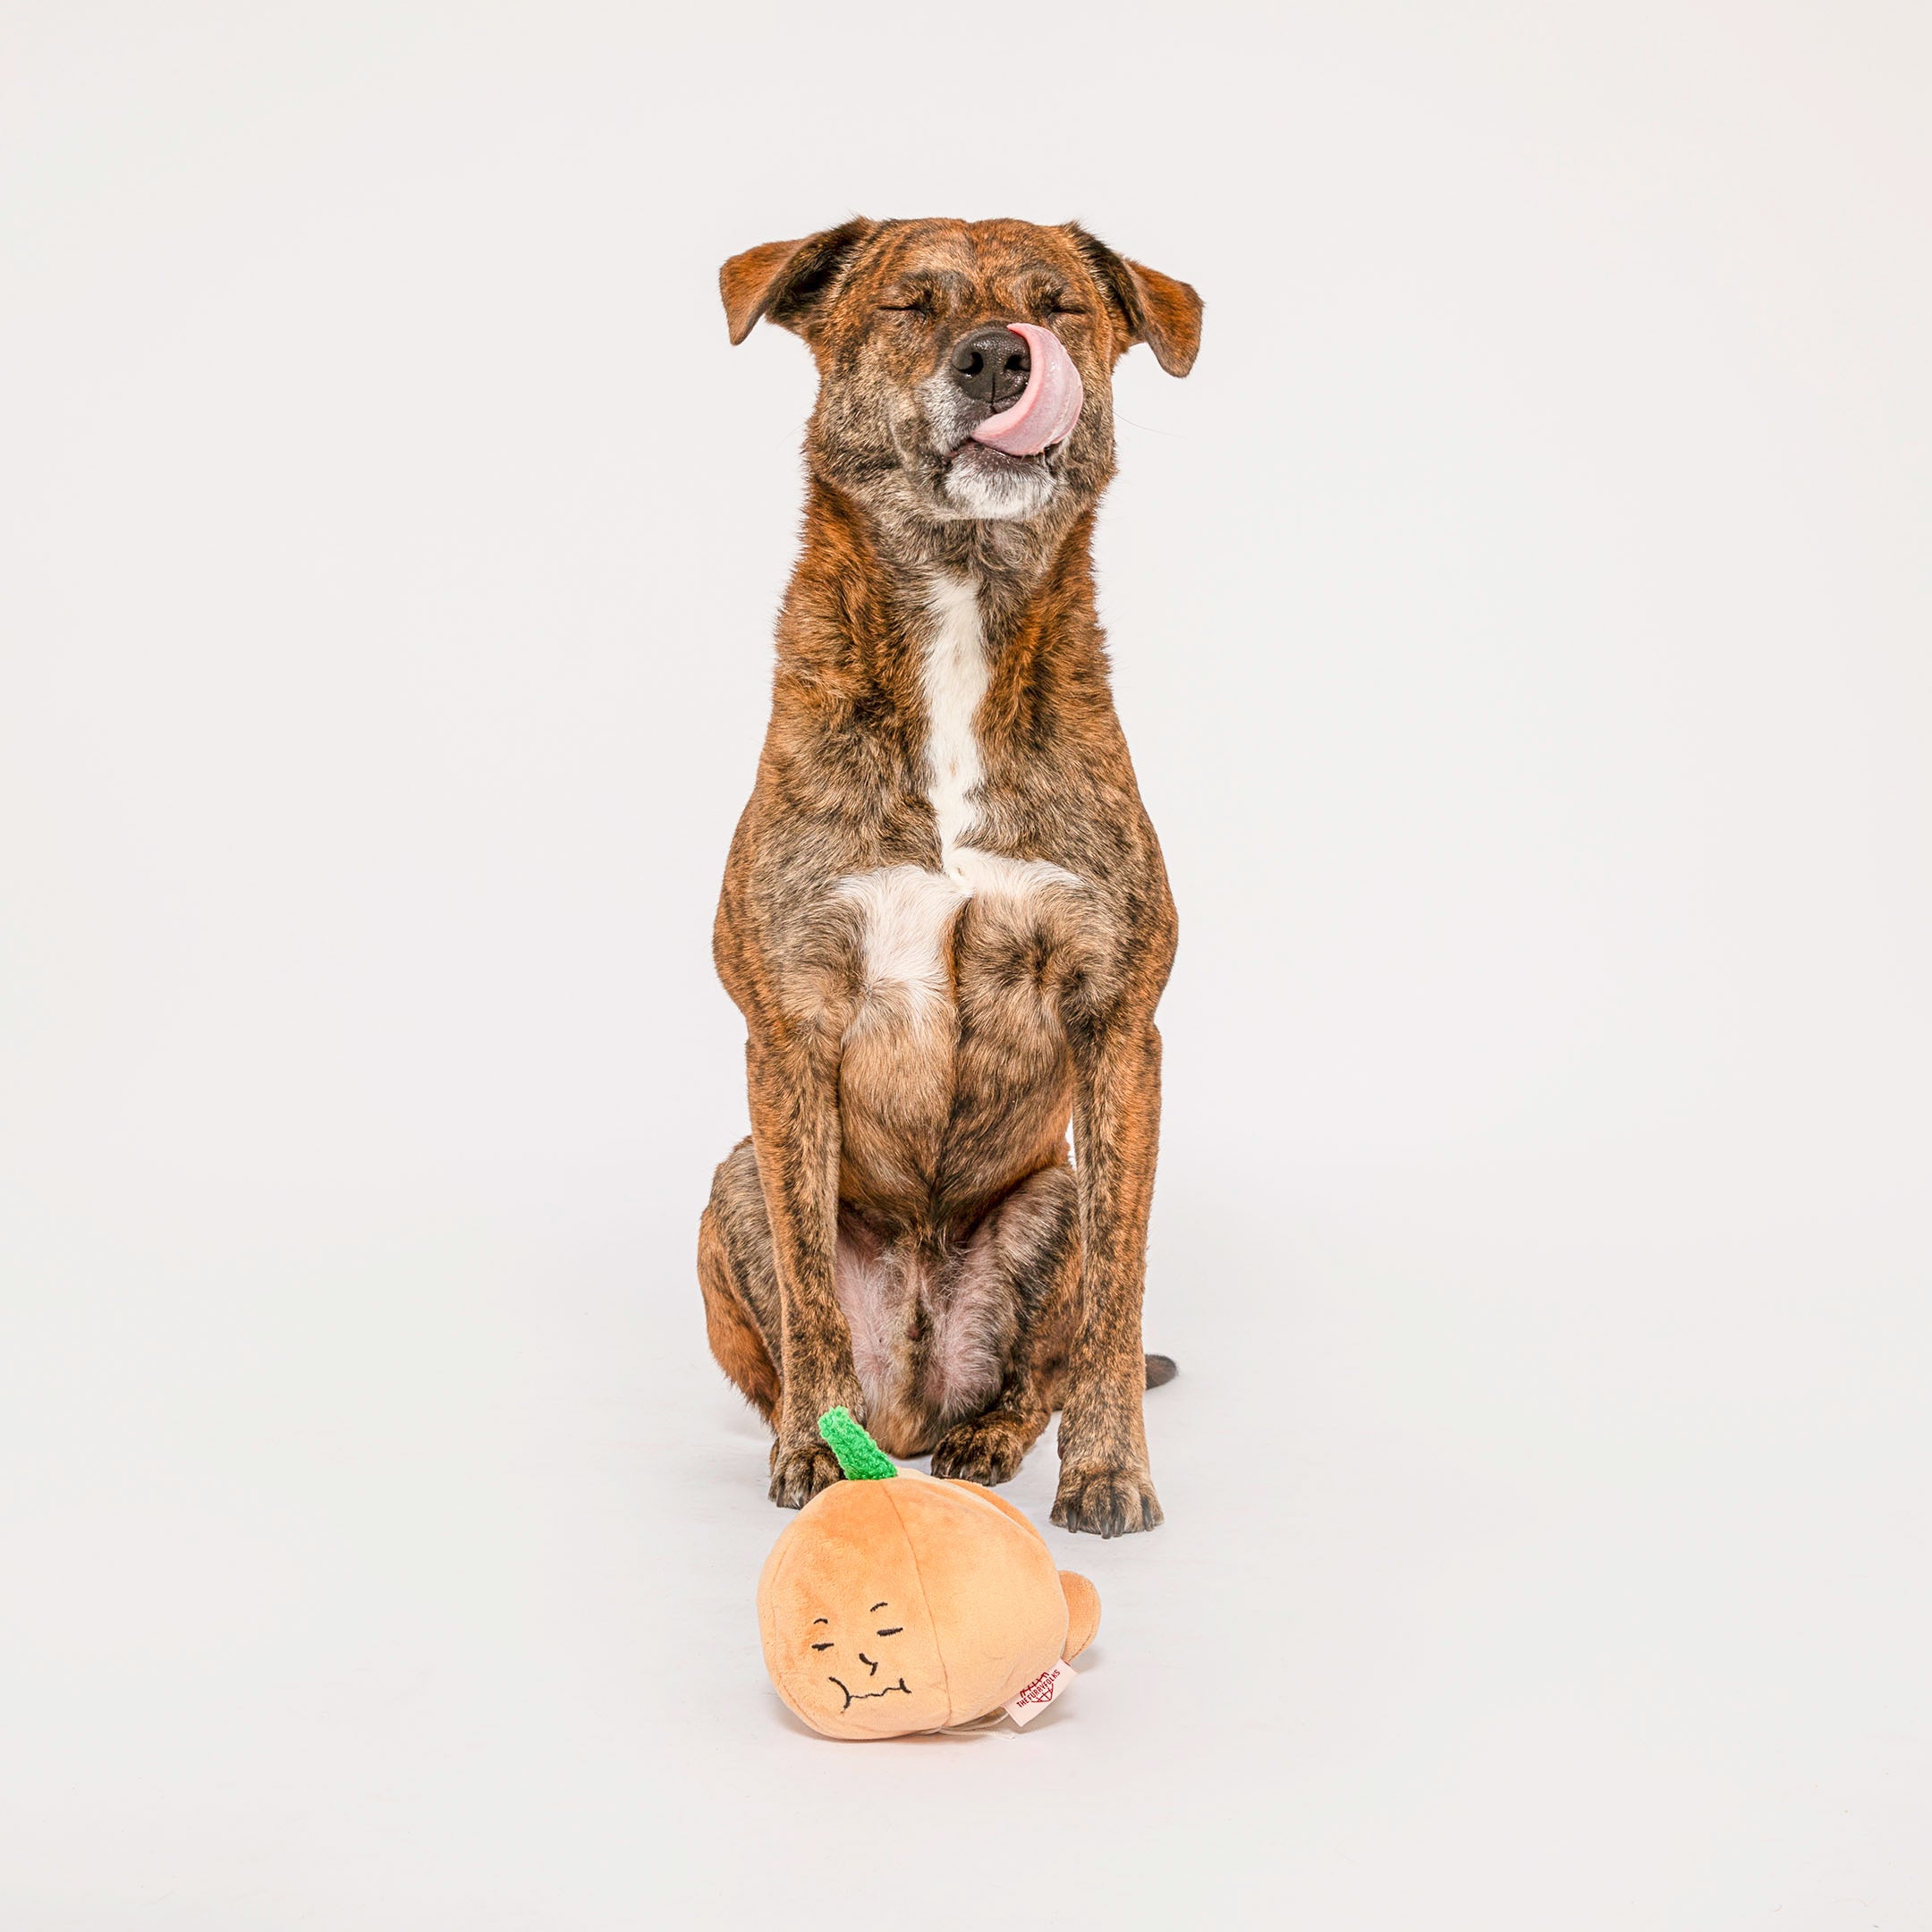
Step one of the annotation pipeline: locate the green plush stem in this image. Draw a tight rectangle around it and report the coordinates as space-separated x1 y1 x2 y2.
818 1408 898 1480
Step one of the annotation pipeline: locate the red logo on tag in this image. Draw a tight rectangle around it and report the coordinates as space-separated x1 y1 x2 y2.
1003 1657 1075 1726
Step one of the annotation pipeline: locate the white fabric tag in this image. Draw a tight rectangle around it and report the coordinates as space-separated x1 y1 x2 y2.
1003 1657 1075 1726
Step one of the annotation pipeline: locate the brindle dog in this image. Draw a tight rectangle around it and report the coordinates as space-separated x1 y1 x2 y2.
698 218 1202 1536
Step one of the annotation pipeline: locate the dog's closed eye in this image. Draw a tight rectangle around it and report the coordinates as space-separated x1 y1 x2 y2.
875 1626 902 1637
810 1640 833 1650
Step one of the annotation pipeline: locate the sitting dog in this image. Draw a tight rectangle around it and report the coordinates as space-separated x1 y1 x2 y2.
698 218 1201 1536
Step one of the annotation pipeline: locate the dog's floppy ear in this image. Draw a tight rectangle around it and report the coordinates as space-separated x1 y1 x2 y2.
1065 226 1204 377
719 218 877 346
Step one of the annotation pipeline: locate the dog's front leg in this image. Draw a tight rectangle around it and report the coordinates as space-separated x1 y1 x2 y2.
746 1023 863 1508
1052 1013 1165 1537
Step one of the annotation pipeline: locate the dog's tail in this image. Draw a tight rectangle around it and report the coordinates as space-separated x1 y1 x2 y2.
1144 1352 1178 1390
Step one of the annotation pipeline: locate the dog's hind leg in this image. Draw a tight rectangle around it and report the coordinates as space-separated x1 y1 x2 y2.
928 1161 1082 1487
697 1138 782 1423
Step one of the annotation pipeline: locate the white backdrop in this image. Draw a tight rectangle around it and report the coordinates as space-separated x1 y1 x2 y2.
3 4 1928 1926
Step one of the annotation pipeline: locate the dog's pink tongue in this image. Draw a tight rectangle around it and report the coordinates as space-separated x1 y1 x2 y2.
969 323 1084 457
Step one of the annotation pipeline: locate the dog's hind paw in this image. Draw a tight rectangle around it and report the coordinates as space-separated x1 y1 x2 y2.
929 1411 1038 1487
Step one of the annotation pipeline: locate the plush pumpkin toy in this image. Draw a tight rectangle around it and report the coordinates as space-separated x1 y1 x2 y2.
757 1410 1102 1740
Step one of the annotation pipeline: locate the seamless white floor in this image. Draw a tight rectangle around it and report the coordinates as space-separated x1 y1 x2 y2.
4 4 1929 1926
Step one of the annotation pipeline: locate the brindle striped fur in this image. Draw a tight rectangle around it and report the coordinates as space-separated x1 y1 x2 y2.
698 218 1202 1536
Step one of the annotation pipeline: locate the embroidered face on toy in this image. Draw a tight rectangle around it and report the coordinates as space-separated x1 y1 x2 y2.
757 1411 1102 1741
767 1521 953 1739
809 1598 918 1717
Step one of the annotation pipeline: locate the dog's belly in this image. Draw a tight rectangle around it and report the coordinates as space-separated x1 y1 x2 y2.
832 1213 1015 1456
832 848 1080 1227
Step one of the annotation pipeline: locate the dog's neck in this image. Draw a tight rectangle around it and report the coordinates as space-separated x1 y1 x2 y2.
783 479 1101 675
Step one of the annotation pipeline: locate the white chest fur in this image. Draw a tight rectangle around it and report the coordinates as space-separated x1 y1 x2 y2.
834 575 1080 1024
919 572 991 872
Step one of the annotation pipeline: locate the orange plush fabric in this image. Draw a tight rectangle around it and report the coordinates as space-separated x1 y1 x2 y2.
758 1469 1101 1740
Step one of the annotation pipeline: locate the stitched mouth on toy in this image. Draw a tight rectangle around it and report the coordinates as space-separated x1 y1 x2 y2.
829 1675 911 1709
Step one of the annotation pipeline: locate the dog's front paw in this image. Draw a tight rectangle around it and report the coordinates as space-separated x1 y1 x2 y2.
929 1411 1038 1487
1051 1462 1163 1538
767 1438 843 1510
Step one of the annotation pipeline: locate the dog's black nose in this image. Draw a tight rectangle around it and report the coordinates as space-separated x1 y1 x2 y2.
949 326 1030 408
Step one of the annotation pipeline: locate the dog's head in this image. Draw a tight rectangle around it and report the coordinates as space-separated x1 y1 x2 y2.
720 217 1201 529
